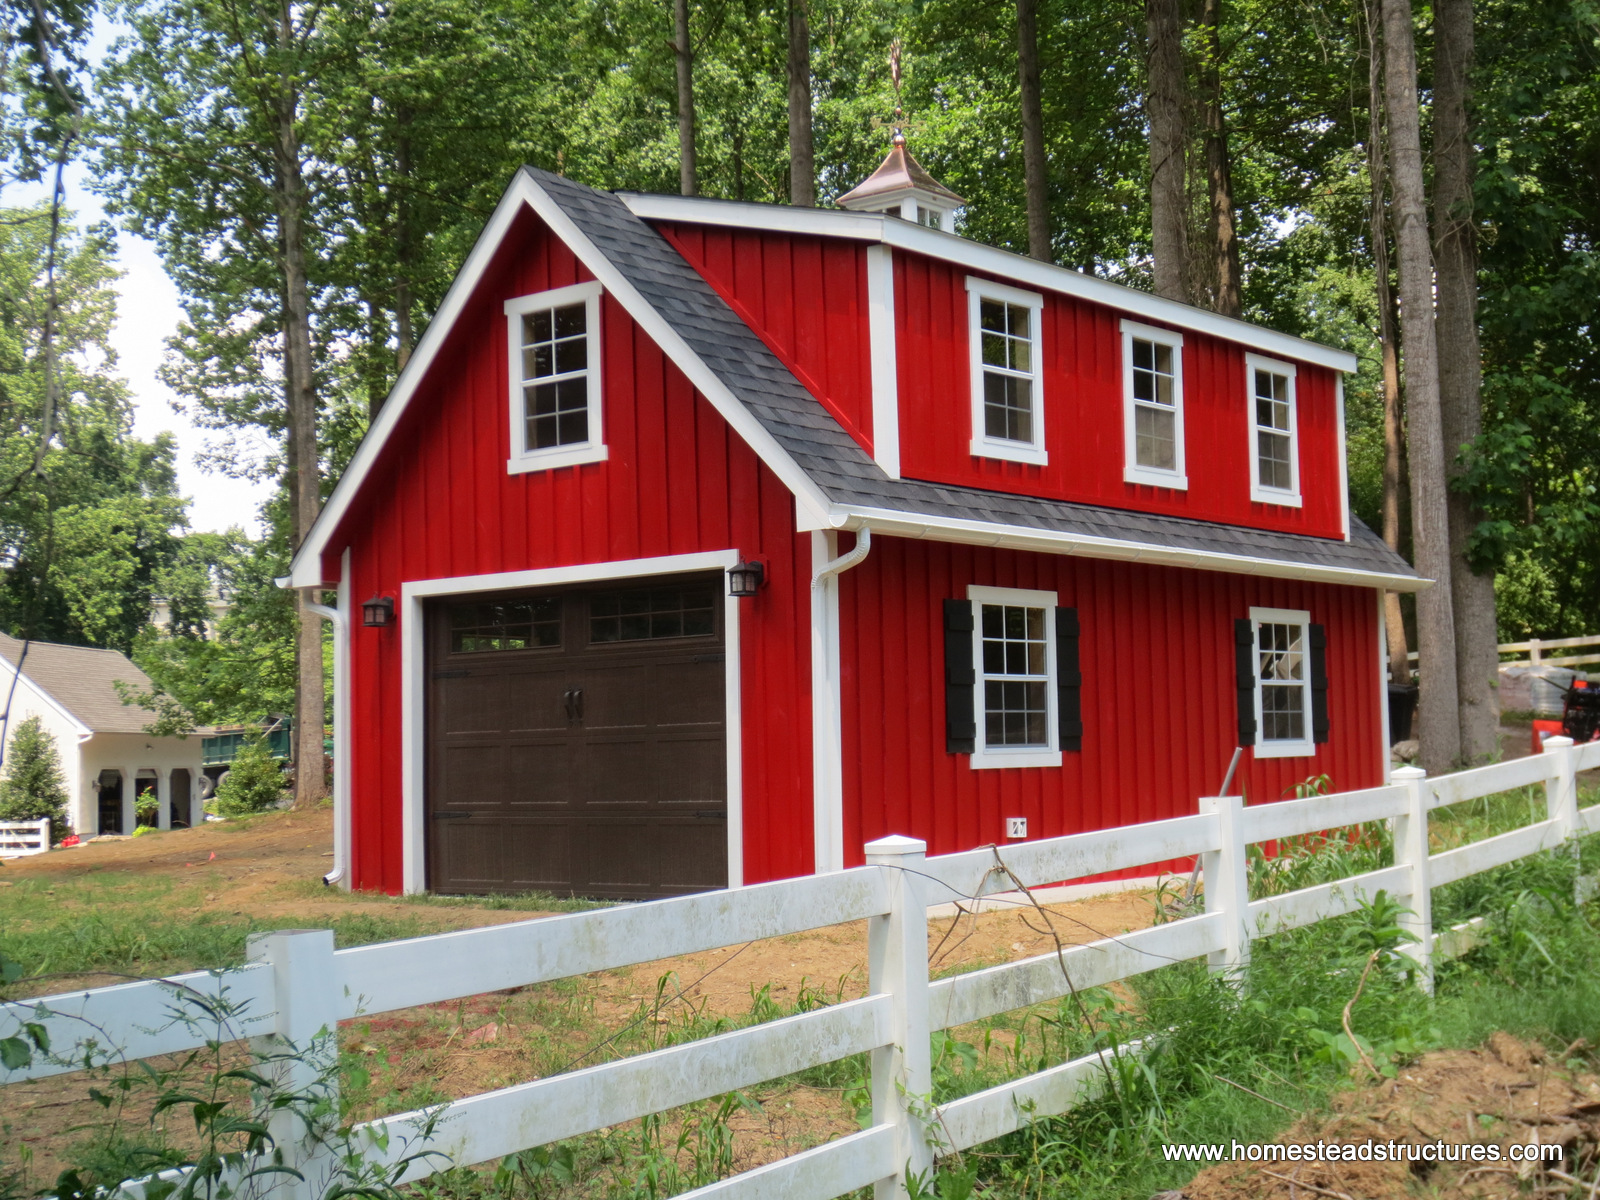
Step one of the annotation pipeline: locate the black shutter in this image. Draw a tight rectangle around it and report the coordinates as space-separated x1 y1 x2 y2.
1309 623 1330 743
1234 618 1257 746
1056 607 1083 751
944 599 977 754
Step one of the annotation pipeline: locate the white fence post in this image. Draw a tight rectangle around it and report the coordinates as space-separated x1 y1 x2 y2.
247 929 341 1200
1390 765 1434 993
1198 796 1249 983
865 835 934 1200
1542 735 1579 842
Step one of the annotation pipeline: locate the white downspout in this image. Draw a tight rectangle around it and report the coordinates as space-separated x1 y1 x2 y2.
298 549 352 888
810 526 872 875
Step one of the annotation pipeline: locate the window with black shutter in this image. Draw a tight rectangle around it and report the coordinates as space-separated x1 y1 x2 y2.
1244 607 1320 758
943 599 976 754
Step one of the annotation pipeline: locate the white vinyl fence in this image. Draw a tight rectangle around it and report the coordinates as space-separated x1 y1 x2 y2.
0 817 50 858
4 737 1600 1200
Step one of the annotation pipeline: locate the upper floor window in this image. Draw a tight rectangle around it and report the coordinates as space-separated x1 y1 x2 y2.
967 278 1047 466
1246 354 1300 506
504 281 607 474
1121 319 1186 489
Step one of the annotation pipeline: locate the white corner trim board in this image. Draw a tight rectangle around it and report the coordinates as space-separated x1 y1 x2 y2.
617 192 1359 374
398 550 745 895
866 245 900 480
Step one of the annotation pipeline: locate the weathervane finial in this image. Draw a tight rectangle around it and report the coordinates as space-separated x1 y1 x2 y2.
888 39 905 147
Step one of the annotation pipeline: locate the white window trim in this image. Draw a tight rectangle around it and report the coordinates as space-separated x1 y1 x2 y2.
1121 318 1188 489
967 584 1062 769
504 280 608 474
1250 605 1315 759
967 278 1048 466
1245 353 1302 507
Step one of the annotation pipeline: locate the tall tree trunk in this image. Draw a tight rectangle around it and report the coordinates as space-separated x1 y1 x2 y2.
1146 0 1188 302
1382 0 1461 771
1434 0 1499 762
394 113 415 376
787 0 813 206
1367 0 1411 691
674 0 696 196
272 4 324 809
1198 0 1240 316
1017 0 1049 260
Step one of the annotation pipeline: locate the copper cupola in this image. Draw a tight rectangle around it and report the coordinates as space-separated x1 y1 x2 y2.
835 131 965 233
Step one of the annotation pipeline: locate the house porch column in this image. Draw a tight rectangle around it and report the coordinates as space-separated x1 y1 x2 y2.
157 768 172 830
119 767 134 835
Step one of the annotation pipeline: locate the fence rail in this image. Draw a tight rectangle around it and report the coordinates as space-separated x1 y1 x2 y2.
0 817 50 858
5 738 1600 1200
1407 632 1600 670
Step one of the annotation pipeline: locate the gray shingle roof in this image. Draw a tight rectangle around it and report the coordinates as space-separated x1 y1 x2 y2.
0 633 162 733
530 167 1422 589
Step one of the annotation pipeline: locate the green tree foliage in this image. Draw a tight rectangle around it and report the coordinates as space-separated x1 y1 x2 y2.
0 209 195 652
0 715 69 839
210 734 285 815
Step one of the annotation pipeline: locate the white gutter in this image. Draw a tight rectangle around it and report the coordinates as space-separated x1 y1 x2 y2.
826 507 1429 593
810 528 872 875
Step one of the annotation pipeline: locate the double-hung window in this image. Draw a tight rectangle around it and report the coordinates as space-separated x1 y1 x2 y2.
1121 319 1186 489
1246 607 1319 758
967 278 1047 466
504 281 607 473
1246 354 1300 505
967 585 1062 768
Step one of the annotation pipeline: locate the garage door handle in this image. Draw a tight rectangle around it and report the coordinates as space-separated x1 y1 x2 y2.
564 688 583 723
432 811 471 820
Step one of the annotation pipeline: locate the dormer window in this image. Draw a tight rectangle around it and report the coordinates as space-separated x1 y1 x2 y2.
1121 319 1187 489
967 278 1046 466
1247 354 1301 506
916 206 943 228
504 281 607 474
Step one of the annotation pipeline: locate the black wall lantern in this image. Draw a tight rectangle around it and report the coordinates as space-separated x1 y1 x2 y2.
362 595 396 628
727 559 765 598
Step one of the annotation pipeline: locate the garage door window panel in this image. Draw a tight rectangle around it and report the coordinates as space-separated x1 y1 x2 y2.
589 586 717 643
450 598 562 653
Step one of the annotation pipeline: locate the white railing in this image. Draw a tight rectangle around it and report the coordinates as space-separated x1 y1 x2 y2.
5 737 1600 1200
1407 632 1600 669
0 817 50 858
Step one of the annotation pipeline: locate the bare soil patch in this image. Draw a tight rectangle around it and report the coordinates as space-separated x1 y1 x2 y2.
1181 1035 1600 1199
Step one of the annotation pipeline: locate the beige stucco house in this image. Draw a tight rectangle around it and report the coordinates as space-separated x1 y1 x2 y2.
0 633 204 835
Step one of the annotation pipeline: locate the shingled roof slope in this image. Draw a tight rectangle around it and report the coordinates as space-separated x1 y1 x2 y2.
527 168 1421 587
0 632 161 734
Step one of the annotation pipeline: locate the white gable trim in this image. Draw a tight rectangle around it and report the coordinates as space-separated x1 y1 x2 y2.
829 504 1430 593
619 193 1359 375
289 171 833 587
0 657 93 739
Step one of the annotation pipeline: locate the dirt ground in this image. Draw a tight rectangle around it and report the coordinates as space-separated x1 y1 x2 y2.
1181 1035 1600 1199
0 807 1159 1185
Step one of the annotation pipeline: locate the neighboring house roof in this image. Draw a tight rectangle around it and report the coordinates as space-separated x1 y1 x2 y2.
0 633 163 734
291 168 1424 594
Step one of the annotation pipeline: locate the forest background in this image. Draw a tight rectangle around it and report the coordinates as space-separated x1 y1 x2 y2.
0 0 1595 795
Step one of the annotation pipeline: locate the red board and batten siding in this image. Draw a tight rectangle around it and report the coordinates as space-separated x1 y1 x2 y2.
837 535 1383 867
655 223 876 451
324 209 817 893
893 252 1346 540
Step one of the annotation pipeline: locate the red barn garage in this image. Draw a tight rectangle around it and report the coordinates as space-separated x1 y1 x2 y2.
289 152 1423 899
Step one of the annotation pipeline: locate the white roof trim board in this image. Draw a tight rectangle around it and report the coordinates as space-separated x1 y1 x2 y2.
619 193 1360 374
290 169 1419 595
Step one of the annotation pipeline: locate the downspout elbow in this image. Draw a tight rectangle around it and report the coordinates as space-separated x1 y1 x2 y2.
811 526 872 588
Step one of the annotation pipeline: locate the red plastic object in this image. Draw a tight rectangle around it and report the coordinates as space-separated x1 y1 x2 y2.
60 834 79 847
1532 719 1565 755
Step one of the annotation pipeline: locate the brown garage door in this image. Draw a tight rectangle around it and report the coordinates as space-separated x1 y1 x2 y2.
425 574 727 899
